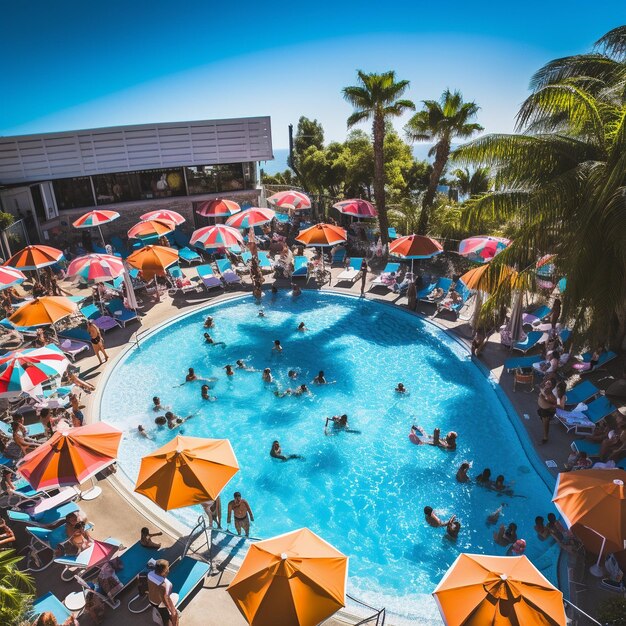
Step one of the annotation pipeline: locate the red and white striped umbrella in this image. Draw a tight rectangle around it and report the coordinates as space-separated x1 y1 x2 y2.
0 266 26 291
333 199 377 218
140 209 185 225
66 254 126 283
458 236 510 263
0 345 70 398
190 224 244 250
267 190 311 210
226 207 276 229
196 199 241 218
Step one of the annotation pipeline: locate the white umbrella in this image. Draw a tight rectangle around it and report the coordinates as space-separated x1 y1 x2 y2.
123 268 138 311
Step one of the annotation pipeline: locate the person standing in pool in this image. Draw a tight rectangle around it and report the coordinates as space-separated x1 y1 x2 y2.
270 440 302 461
455 462 471 483
152 397 164 412
272 339 283 353
204 332 226 348
185 368 197 382
424 506 454 528
313 371 327 384
227 492 254 537
201 385 217 401
224 364 234 376
262 368 273 383
204 316 214 328
87 320 108 365
360 259 368 295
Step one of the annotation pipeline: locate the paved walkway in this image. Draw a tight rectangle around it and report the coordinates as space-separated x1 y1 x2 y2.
13 260 624 625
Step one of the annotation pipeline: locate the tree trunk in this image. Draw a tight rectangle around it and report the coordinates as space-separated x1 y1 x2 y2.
417 140 450 235
372 112 389 245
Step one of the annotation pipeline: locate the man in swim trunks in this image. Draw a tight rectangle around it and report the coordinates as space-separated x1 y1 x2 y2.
87 320 108 364
424 506 454 528
227 492 254 537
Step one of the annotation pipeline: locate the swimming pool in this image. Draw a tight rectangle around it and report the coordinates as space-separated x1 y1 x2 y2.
100 292 560 623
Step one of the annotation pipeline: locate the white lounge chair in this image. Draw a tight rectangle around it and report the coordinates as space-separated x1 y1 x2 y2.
336 257 364 284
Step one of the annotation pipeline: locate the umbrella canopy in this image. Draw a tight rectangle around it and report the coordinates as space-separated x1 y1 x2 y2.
389 234 443 259
227 528 347 626
267 190 311 210
333 199 377 218
127 218 176 240
72 210 120 229
9 296 78 327
296 223 347 247
226 207 276 229
458 236 510 263
0 266 26 291
135 435 239 511
196 199 241 218
140 209 185 225
433 553 566 626
190 224 244 250
553 469 626 555
17 422 122 491
0 345 69 398
504 290 525 346
66 254 125 283
5 245 64 271
73 539 120 568
127 245 179 282
460 264 517 292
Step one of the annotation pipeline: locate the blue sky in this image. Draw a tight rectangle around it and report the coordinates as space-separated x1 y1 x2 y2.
1 1 624 147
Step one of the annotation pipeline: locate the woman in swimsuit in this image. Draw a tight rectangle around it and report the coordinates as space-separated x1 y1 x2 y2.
87 321 108 365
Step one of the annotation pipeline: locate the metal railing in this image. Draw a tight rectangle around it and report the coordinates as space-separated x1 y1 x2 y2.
346 594 386 626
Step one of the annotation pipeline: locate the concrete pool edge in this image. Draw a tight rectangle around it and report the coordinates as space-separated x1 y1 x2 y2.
93 289 560 621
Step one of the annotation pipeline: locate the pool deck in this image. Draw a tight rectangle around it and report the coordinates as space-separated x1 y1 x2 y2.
14 259 625 625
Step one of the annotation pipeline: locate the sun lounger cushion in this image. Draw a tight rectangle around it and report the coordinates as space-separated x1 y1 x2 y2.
584 395 617 424
257 251 272 269
8 500 79 526
168 556 210 607
504 354 543 372
292 256 308 277
565 380 600 406
572 440 601 458
555 408 595 434
106 298 138 326
523 305 551 326
216 259 241 284
513 331 545 353
31 592 72 623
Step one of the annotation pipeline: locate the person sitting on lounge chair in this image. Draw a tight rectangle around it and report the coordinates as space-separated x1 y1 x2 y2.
572 346 603 372
533 351 560 375
381 271 397 288
427 286 445 301
564 450 593 471
438 289 463 310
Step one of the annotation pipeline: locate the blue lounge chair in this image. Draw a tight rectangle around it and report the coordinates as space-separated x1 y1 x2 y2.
565 380 600 407
579 350 618 372
572 440 601 458
435 280 473 318
59 326 92 343
8 499 79 527
257 251 273 272
178 246 202 265
105 298 138 327
331 247 347 265
0 420 45 439
30 592 75 623
504 354 543 372
75 541 163 609
110 236 130 259
240 251 252 265
24 522 94 572
196 265 222 291
216 259 241 286
79 304 120 332
417 280 438 300
584 396 617 424
128 556 210 615
388 227 398 239
369 262 401 291
419 277 453 302
522 305 552 326
292 256 308 278
336 257 364 283
559 329 572 344
512 331 545 353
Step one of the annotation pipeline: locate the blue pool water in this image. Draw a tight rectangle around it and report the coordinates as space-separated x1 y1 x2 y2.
100 292 559 623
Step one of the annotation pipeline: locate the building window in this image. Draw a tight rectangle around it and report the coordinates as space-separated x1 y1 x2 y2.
217 163 245 192
137 168 186 200
52 177 95 210
93 172 141 205
185 166 218 195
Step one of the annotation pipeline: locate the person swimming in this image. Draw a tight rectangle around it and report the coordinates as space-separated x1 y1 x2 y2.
137 425 150 438
486 504 506 525
204 332 226 348
258 309 266 318
476 468 492 486
275 384 311 398
324 414 360 435
297 322 307 332
292 284 302 297
262 368 273 383
236 359 257 371
313 371 326 384
269 440 303 461
155 415 167 426
201 385 217 401
446 517 461 539
204 316 214 328
288 370 298 379
395 383 408 394
455 462 471 483
224 365 234 376
165 411 195 429
273 339 283 352
490 474 514 496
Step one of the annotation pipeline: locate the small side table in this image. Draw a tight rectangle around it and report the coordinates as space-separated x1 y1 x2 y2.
64 591 86 613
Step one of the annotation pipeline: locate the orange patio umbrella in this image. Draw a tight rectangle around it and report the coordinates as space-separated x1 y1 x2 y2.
460 263 518 292
5 245 63 271
553 469 626 575
134 435 239 511
389 234 443 259
127 245 179 282
433 553 566 626
17 422 122 500
227 528 348 626
127 218 176 240
9 296 78 327
295 223 347 247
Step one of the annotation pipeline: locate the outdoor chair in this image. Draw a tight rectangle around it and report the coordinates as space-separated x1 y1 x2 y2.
80 304 120 332
30 592 79 623
420 277 453 302
555 409 595 435
257 251 273 272
522 305 552 327
167 266 201 295
583 395 617 424
512 331 545 353
195 265 222 291
105 297 139 327
564 380 600 407
369 262 401 291
503 354 543 372
23 522 94 572
57 337 91 362
336 257 364 284
291 256 308 278
7 491 81 527
513 368 534 392
216 259 242 286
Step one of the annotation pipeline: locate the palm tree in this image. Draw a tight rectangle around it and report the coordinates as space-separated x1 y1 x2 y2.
452 166 490 198
454 26 626 347
0 550 34 625
343 71 415 244
405 89 483 234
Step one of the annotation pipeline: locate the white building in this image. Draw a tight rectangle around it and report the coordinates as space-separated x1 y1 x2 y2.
0 117 273 246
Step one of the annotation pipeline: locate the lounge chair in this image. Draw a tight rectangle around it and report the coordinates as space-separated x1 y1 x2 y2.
168 266 202 295
336 257 364 284
216 259 242 286
369 262 401 291
555 409 595 435
0 419 45 439
54 536 123 581
30 592 78 623
257 251 273 273
503 354 543 372
388 227 398 240
24 522 93 572
331 247 347 265
106 297 139 327
575 350 618 373
435 281 473 318
1 474 47 507
80 304 120 332
565 380 600 407
572 440 601 458
110 236 130 259
417 280 438 300
58 338 91 362
196 265 222 291
75 541 163 609
177 246 202 265
512 331 545 353
523 305 552 326
128 556 210 618
419 277 453 302
7 495 80 528
584 396 617 424
292 256 308 278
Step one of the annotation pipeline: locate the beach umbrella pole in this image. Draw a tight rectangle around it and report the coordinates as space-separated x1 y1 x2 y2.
81 476 103 500
587 526 607 576
97 225 105 247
